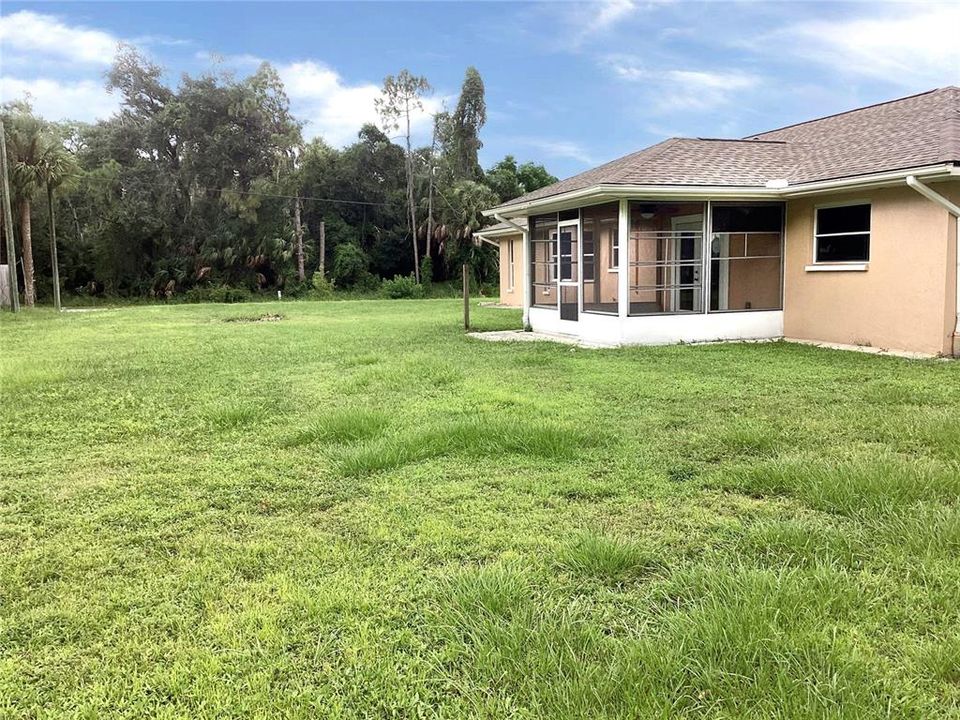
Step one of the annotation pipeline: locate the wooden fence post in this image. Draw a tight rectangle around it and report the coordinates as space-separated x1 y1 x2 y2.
462 263 470 331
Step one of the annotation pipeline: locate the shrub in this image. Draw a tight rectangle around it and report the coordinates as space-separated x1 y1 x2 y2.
184 285 251 304
382 274 424 299
420 256 433 293
332 243 370 288
311 273 335 299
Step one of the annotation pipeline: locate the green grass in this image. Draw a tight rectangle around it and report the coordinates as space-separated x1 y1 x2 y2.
2 298 960 718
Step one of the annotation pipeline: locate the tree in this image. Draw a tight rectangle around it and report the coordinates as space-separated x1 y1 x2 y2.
36 139 78 311
1 101 47 306
375 70 430 282
448 67 486 181
435 180 499 267
485 155 558 203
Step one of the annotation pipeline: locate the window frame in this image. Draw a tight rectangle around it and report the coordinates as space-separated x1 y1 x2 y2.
505 238 515 291
812 201 871 267
607 229 620 272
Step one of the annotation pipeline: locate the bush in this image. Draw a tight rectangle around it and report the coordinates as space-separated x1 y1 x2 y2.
381 274 424 299
311 273 335 300
420 256 433 292
184 285 252 304
332 243 370 288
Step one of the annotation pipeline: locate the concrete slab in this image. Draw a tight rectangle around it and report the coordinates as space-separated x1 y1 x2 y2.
467 330 619 349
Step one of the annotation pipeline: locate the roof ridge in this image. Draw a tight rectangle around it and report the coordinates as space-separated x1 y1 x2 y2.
690 137 789 144
745 87 945 139
606 138 681 182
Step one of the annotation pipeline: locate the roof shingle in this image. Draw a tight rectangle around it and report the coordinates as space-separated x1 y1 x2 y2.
496 87 960 209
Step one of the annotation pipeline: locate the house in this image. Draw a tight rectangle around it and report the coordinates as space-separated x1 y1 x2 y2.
478 87 960 357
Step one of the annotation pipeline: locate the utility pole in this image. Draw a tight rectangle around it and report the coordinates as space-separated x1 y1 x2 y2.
0 119 20 312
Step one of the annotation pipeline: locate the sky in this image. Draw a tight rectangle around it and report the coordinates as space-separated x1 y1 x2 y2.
1 1 959 179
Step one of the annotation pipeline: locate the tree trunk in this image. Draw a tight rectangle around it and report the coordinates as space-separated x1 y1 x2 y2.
426 120 437 266
0 118 19 312
318 221 326 277
293 192 305 283
406 98 419 283
19 199 34 307
47 184 61 311
67 197 83 244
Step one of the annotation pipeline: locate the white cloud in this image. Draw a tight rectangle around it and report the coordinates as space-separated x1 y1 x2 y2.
605 57 760 111
584 0 639 36
277 61 444 147
0 76 119 122
0 10 118 66
194 50 265 69
772 4 960 86
507 137 594 165
560 0 666 46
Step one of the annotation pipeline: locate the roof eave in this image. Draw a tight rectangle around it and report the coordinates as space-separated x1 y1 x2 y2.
484 183 779 218
484 164 959 217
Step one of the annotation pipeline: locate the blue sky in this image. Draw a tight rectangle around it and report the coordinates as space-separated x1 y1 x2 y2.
2 1 958 178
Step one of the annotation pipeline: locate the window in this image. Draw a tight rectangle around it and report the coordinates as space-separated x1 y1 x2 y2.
710 203 784 312
608 231 619 270
506 239 515 291
815 203 870 263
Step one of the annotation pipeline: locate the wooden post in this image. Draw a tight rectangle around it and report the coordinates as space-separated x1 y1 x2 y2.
47 184 62 312
318 221 326 277
0 119 19 312
462 263 470 331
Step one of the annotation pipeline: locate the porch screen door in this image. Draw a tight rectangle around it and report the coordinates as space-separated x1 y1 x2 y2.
558 223 579 321
672 217 703 312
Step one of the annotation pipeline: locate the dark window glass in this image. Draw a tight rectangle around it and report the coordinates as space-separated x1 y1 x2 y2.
816 234 870 262
816 204 870 235
559 228 573 280
712 204 783 232
816 204 870 262
559 208 579 221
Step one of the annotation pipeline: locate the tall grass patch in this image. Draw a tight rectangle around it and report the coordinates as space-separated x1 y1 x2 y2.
433 561 918 718
286 407 390 447
336 416 606 477
557 533 662 584
718 452 960 516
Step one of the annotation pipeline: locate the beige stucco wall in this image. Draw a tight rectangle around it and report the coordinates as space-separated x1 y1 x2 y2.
498 235 523 307
784 181 959 356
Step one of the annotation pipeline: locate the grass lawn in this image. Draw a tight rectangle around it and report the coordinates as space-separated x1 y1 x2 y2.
2 299 960 719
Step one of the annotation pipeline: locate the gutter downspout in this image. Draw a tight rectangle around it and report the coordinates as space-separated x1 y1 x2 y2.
906 175 960 356
494 213 531 328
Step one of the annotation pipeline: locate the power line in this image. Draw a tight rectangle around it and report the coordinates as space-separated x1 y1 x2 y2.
74 173 394 207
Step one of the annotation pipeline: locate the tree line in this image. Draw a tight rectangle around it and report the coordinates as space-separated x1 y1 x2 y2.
0 46 557 305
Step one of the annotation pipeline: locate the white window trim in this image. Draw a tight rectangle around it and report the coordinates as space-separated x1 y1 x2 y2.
805 263 868 272
505 239 515 291
607 229 620 272
813 201 871 266
557 219 579 284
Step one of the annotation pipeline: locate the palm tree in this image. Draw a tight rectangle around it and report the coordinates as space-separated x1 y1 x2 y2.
36 141 78 311
2 104 46 307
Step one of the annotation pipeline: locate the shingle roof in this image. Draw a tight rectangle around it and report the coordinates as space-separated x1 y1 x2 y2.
497 87 960 209
477 219 526 235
